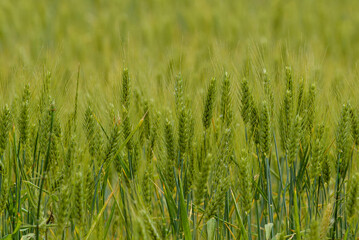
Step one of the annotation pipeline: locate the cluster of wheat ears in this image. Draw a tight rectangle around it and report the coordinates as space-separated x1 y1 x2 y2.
0 66 358 240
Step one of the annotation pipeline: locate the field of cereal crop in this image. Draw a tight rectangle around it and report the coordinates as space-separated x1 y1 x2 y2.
1 0 359 239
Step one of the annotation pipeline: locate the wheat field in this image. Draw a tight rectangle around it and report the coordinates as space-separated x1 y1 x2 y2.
0 0 359 239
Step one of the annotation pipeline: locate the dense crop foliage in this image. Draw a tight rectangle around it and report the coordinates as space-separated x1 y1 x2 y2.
1 0 359 239
1 69 359 239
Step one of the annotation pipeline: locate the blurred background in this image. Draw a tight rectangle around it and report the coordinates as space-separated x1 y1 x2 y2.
0 0 358 123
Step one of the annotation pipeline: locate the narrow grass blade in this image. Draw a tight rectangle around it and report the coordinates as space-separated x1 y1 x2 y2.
230 190 248 240
179 178 192 240
84 185 117 240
